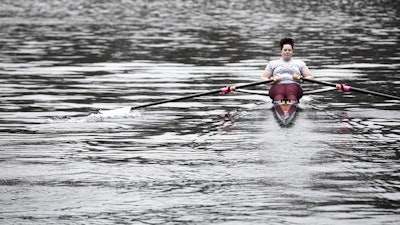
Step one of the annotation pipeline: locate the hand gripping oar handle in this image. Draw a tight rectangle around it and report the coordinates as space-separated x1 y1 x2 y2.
301 77 400 100
130 79 274 110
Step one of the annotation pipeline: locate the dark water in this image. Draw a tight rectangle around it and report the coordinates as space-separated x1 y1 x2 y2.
1 0 399 224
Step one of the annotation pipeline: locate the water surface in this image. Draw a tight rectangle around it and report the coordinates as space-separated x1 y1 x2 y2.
1 0 399 224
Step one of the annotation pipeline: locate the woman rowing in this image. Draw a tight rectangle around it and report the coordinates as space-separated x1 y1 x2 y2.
261 37 314 103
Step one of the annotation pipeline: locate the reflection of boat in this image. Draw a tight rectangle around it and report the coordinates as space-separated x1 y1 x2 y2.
273 100 298 126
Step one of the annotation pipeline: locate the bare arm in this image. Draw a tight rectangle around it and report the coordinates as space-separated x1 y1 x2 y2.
301 69 314 79
261 70 272 80
293 68 314 82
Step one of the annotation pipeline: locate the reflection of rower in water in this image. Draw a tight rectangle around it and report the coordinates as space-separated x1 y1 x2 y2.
261 37 314 103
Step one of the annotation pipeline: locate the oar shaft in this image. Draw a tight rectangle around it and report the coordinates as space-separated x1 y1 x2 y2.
347 86 400 100
302 78 400 100
131 79 274 110
131 89 220 110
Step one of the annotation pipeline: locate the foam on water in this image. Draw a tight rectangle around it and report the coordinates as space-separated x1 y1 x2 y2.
44 107 141 123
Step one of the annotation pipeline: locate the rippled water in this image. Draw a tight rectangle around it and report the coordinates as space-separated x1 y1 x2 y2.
1 0 399 224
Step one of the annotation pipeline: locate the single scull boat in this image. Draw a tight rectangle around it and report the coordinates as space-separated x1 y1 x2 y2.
236 87 337 126
94 78 399 127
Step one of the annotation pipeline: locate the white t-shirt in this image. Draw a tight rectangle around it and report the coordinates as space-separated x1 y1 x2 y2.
265 58 309 84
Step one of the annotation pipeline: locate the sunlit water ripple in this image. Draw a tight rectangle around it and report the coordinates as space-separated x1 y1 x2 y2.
0 0 399 224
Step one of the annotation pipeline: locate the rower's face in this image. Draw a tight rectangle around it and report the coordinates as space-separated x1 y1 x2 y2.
281 44 293 61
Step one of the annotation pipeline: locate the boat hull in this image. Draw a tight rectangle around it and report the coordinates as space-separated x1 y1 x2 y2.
273 101 299 126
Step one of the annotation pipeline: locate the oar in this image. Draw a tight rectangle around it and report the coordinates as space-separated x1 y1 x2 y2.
236 87 338 96
130 79 275 110
301 77 400 100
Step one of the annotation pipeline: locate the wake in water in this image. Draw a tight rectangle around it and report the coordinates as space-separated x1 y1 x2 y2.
44 107 141 123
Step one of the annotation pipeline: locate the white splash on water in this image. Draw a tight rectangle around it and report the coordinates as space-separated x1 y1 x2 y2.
45 107 141 123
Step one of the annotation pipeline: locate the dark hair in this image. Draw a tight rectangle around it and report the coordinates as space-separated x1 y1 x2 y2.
280 37 294 50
